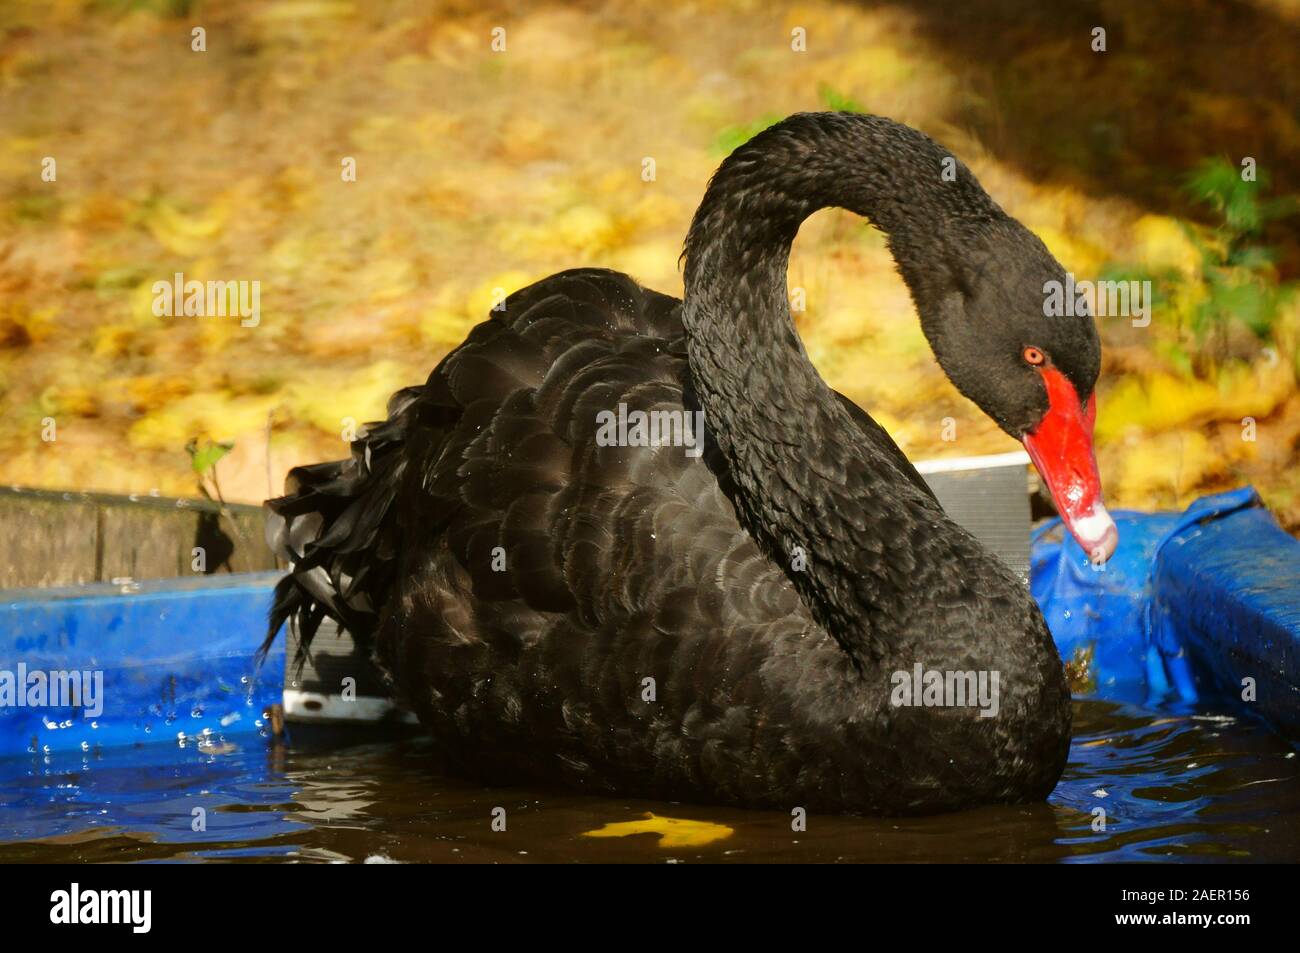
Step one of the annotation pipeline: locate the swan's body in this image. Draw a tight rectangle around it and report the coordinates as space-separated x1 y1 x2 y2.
266 113 1112 814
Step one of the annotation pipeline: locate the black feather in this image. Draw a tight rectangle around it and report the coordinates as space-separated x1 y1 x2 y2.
262 114 1087 814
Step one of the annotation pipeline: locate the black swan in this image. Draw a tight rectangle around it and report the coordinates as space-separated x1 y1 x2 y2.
262 112 1115 814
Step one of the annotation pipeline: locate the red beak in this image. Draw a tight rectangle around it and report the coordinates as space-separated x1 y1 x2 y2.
1022 367 1117 564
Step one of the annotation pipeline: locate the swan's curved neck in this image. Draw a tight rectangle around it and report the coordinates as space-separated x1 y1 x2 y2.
681 113 1001 662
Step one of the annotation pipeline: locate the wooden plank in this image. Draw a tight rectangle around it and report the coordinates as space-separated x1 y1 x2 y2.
0 486 278 589
99 505 193 580
0 492 99 588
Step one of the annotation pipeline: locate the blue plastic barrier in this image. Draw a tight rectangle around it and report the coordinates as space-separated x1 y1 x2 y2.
3 487 1298 759
1033 487 1300 741
0 573 284 758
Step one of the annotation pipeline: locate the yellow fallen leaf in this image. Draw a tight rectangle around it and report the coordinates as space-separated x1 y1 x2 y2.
1113 430 1219 502
1031 225 1108 278
252 1 356 23
581 812 734 849
145 200 229 257
1097 359 1295 444
1132 214 1201 277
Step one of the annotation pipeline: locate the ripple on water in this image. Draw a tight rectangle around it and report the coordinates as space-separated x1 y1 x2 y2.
0 700 1296 863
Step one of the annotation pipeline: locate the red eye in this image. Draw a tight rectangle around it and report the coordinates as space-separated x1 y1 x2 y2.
1023 346 1045 366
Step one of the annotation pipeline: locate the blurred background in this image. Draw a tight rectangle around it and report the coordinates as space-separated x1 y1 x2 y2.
1 0 1298 529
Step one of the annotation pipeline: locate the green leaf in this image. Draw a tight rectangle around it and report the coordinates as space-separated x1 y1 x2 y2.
1226 245 1275 271
1184 158 1238 210
711 115 782 155
187 439 234 475
817 83 866 113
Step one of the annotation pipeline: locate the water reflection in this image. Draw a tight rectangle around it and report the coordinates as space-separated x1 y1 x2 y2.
0 700 1296 863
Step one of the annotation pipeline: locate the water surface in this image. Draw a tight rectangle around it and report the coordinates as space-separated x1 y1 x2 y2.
1 700 1296 863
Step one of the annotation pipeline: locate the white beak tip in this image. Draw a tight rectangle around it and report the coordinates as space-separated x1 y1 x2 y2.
1070 506 1119 564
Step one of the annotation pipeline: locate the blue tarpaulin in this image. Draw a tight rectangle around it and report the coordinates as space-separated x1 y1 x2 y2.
0 573 284 757
2 488 1298 759
1032 486 1300 741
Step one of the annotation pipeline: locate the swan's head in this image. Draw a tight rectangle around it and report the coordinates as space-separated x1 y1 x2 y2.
917 217 1117 564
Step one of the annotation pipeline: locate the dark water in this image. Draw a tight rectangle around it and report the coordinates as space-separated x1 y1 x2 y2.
1 699 1297 863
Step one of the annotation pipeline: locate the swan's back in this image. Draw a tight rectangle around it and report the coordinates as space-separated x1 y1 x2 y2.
266 265 1069 812
266 111 1083 813
267 268 844 801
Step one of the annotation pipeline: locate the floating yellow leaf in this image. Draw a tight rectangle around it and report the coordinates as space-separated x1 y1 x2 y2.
581 812 734 849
